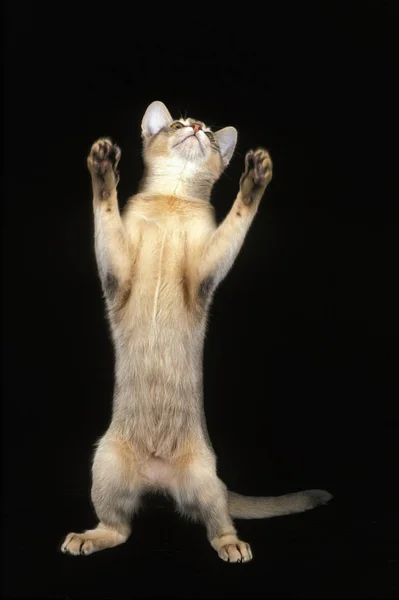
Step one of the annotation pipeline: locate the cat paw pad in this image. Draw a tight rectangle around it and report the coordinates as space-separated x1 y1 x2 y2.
240 148 272 201
88 138 121 176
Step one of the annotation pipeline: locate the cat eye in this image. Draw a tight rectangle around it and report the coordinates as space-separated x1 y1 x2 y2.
205 131 214 140
170 122 184 130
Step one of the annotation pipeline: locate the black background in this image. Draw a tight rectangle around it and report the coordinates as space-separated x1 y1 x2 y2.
2 2 399 598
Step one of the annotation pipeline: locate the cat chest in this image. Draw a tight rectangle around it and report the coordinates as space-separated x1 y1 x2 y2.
134 225 199 303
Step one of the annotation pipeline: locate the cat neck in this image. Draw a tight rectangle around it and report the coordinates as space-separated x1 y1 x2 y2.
138 161 215 203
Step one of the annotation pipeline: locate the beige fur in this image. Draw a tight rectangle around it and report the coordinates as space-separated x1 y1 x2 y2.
61 101 332 563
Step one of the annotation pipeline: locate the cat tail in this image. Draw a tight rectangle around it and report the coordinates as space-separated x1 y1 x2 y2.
227 489 333 519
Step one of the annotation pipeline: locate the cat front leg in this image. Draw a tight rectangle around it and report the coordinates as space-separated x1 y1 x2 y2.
199 149 273 292
88 139 132 303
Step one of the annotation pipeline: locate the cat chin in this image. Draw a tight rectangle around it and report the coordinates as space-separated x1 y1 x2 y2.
172 137 210 163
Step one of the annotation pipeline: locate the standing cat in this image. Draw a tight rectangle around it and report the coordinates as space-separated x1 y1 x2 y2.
61 101 332 563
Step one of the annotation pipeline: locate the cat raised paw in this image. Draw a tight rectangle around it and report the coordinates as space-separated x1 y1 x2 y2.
88 138 121 178
240 148 273 204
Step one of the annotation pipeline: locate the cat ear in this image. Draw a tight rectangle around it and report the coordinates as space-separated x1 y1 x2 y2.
141 101 173 138
214 126 238 167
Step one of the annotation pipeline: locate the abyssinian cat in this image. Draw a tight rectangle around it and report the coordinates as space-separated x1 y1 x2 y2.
61 101 332 563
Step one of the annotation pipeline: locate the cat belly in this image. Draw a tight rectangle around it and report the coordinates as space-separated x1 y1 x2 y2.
140 457 176 487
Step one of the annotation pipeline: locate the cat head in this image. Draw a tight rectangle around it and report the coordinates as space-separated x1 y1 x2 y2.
141 101 238 179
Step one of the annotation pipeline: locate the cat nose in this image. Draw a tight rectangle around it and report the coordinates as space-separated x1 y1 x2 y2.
192 123 202 134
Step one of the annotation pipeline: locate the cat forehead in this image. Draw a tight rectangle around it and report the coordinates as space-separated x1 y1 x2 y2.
178 117 211 132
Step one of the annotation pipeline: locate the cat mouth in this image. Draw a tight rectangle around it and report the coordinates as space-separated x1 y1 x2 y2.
173 133 198 146
173 133 206 154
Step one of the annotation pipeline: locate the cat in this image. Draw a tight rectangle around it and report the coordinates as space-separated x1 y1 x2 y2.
61 101 332 563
